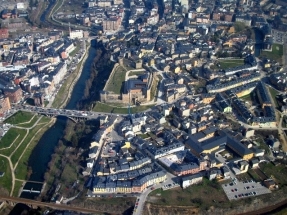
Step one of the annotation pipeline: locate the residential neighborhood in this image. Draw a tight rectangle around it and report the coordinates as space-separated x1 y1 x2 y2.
1 0 287 214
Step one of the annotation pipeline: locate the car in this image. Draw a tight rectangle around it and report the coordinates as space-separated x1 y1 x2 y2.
253 192 257 195
231 189 234 192
235 188 238 192
234 195 237 198
252 186 254 188
238 194 241 197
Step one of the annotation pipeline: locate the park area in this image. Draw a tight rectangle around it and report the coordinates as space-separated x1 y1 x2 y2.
104 66 127 94
0 111 53 196
260 44 283 62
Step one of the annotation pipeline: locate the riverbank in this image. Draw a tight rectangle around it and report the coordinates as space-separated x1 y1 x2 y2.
41 118 100 202
76 41 115 110
60 43 91 108
52 42 90 108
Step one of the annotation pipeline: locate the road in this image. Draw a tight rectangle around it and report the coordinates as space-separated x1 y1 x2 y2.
133 177 176 215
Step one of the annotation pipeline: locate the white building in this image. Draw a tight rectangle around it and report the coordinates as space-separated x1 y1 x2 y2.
69 30 84 39
182 173 203 188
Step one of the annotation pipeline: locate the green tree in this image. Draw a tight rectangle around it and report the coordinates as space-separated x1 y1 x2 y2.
234 22 246 33
70 134 78 148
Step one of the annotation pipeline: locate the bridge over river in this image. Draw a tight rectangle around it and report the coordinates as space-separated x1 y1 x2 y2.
12 106 126 122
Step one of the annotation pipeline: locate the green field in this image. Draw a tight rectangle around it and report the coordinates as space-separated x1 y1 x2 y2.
260 44 283 61
149 178 230 208
0 157 12 195
18 115 41 128
105 66 127 94
12 180 23 197
0 130 27 157
4 111 34 125
93 102 153 114
0 128 21 149
267 86 279 108
69 45 80 57
218 59 244 70
128 71 145 77
260 163 287 186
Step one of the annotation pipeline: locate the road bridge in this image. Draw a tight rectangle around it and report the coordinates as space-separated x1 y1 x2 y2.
13 106 126 122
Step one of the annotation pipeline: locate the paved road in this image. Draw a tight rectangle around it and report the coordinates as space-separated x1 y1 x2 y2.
133 177 176 215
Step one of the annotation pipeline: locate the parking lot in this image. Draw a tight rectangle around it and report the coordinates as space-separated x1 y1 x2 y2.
272 30 286 44
162 182 180 190
222 179 271 200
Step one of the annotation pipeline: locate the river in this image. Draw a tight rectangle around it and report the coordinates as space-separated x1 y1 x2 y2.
20 40 98 199
40 0 56 23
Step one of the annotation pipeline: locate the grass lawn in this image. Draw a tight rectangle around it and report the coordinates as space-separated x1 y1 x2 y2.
239 93 252 101
137 133 150 139
260 163 287 186
13 117 52 180
69 45 80 57
0 129 27 157
267 86 280 109
128 71 145 77
0 157 12 194
218 59 244 70
4 111 34 125
82 197 135 206
17 115 40 128
260 44 283 62
12 180 23 197
151 77 159 101
105 66 127 94
248 169 262 182
52 60 81 108
254 137 270 155
60 163 78 185
93 102 153 114
0 128 22 149
148 178 229 208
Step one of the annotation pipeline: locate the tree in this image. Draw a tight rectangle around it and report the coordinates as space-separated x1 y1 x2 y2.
273 15 282 29
71 134 78 148
234 22 246 33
